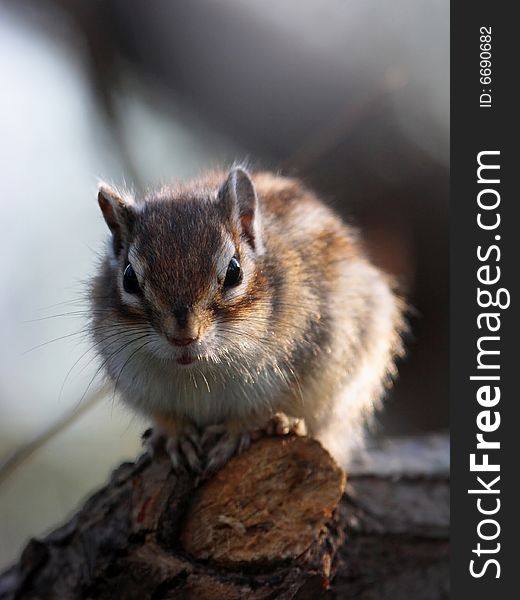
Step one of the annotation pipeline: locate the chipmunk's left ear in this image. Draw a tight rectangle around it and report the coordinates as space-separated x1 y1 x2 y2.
97 183 136 255
219 167 264 254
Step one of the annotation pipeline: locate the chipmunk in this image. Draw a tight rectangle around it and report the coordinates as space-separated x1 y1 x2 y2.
90 166 404 474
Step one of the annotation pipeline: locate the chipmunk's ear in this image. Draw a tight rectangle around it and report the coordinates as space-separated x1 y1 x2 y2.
97 184 135 255
219 167 264 254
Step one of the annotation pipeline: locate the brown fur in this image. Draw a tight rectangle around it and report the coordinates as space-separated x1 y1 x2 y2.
90 168 405 471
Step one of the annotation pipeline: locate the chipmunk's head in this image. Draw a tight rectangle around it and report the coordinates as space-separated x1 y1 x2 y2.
92 167 271 370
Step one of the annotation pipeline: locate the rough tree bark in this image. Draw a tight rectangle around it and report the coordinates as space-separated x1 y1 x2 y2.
0 435 449 599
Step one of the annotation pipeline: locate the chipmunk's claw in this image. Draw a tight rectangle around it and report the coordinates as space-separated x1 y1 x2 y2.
251 413 307 439
166 433 202 474
199 415 306 477
142 428 166 455
203 430 250 477
143 426 203 474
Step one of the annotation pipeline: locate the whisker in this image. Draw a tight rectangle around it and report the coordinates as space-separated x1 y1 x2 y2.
22 321 151 355
200 371 211 393
23 308 121 323
78 332 153 406
112 338 155 401
58 326 153 401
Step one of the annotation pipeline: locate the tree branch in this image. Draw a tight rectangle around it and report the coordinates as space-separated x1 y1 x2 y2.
0 435 449 599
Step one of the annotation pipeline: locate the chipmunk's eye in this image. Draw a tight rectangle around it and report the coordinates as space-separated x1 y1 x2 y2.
223 257 242 288
123 263 141 295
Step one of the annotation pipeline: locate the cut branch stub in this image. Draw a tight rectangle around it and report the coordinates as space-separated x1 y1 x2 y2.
181 436 346 567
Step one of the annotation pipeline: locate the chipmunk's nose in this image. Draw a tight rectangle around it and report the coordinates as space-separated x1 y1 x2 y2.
172 305 189 329
166 305 200 346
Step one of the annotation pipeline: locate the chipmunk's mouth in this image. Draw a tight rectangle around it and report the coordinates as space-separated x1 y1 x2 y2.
176 354 196 366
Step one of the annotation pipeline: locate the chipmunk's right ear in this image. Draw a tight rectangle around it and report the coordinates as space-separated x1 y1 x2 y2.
97 184 135 255
218 167 264 254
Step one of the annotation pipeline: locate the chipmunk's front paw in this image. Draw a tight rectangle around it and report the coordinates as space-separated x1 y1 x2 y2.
251 412 307 439
143 425 203 474
165 425 203 474
201 424 250 476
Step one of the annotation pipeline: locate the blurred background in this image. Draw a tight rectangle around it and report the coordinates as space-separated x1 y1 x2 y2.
0 0 448 570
